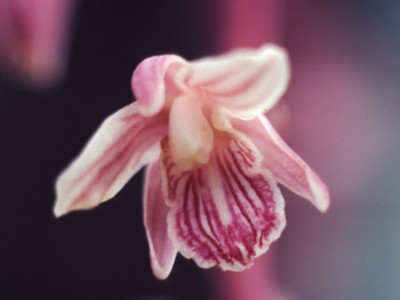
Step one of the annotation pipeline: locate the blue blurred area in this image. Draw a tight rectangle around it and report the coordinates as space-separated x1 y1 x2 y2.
279 1 400 300
354 1 400 295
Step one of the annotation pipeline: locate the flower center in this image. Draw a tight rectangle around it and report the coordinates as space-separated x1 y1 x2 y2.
168 95 214 172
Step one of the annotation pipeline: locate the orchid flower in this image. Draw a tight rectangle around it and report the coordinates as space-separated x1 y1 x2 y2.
54 44 329 279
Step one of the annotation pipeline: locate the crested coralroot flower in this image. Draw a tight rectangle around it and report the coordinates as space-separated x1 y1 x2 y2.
54 44 330 279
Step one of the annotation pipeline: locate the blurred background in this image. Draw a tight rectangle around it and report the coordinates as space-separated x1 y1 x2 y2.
1 1 399 299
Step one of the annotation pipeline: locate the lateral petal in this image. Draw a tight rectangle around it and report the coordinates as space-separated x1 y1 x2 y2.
131 55 186 116
143 161 178 280
160 131 286 271
54 103 168 217
181 45 289 120
233 115 330 212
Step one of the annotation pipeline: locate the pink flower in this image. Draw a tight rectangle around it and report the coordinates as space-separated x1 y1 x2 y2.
54 45 329 279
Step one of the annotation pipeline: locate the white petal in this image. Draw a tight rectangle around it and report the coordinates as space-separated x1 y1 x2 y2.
233 115 330 212
54 103 168 216
180 45 290 119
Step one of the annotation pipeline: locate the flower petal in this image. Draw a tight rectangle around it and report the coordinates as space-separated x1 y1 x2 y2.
54 103 168 217
180 44 289 119
169 95 214 171
160 131 286 271
143 161 178 280
131 55 186 116
233 115 330 212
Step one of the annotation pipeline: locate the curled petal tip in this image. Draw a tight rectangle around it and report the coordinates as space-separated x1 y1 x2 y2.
187 44 290 120
132 55 186 116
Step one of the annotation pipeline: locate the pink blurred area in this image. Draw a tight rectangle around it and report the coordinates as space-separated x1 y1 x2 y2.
210 0 393 300
212 0 285 50
280 2 392 299
0 0 76 86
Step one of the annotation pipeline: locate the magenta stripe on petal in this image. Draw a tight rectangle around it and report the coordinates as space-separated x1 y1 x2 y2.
160 131 286 271
234 115 330 212
54 103 168 216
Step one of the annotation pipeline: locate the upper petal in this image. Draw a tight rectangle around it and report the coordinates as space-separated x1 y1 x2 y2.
54 103 168 217
233 115 330 212
160 130 286 271
143 161 178 280
131 54 187 116
179 44 289 120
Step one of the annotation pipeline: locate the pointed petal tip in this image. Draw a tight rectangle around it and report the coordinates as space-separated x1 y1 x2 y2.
150 254 176 280
146 224 178 280
306 169 330 213
144 162 178 280
313 193 330 213
238 116 330 214
147 232 178 280
53 196 71 218
315 187 331 214
53 206 64 218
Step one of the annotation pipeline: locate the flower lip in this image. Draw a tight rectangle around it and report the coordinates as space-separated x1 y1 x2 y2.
161 130 286 271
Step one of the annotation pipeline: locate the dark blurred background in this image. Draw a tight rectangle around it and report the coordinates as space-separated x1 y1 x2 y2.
0 1 213 299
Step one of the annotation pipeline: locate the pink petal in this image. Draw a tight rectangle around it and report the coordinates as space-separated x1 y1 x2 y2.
233 115 330 212
143 161 178 280
160 131 286 271
54 103 168 217
180 45 289 119
131 54 186 116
